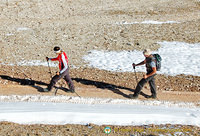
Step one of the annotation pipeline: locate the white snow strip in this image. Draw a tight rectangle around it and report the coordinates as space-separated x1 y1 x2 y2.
83 41 200 76
17 27 30 31
0 101 199 126
116 20 179 25
0 95 199 108
6 33 14 36
0 62 15 66
141 20 179 24
17 60 57 67
0 60 79 68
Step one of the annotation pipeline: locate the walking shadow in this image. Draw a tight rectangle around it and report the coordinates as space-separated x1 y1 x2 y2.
0 75 69 93
72 78 150 98
0 75 150 98
72 78 135 98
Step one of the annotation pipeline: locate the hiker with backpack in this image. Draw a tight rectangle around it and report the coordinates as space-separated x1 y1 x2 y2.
43 46 75 93
130 49 161 99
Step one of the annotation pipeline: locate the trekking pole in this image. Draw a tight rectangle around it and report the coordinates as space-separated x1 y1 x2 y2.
46 57 53 78
133 65 139 84
74 91 81 98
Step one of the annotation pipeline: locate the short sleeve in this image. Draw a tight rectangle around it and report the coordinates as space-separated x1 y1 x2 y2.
150 61 156 68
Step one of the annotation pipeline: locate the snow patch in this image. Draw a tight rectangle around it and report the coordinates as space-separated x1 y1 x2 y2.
0 62 15 66
6 33 14 36
0 60 79 68
17 27 30 31
17 60 57 67
83 41 200 76
116 20 180 25
0 96 199 126
0 101 199 126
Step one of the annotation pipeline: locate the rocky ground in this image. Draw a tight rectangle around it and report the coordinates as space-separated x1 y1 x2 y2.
0 122 200 136
0 0 200 66
0 0 200 135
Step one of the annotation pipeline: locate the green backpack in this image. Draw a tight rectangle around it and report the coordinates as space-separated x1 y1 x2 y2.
153 54 162 71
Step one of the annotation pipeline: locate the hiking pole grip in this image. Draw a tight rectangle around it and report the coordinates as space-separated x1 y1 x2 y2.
132 63 136 70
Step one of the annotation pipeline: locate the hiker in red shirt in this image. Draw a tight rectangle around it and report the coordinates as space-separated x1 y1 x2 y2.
44 46 75 93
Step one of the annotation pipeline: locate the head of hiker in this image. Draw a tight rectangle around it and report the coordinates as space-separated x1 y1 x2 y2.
143 49 151 57
54 46 61 54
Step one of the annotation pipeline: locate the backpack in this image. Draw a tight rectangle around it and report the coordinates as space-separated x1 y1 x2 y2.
153 54 162 71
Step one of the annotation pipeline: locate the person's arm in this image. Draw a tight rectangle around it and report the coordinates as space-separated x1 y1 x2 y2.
49 57 59 61
136 60 146 66
59 53 68 74
144 60 157 79
132 60 146 68
46 56 59 61
144 67 156 79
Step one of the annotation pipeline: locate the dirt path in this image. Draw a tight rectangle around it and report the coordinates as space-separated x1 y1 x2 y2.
1 84 199 103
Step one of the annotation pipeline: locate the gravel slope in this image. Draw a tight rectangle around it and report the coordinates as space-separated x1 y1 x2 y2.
0 0 200 135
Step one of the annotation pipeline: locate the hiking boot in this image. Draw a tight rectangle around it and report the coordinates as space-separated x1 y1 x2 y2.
151 95 157 99
145 95 157 99
69 89 75 93
43 88 50 92
129 94 138 99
